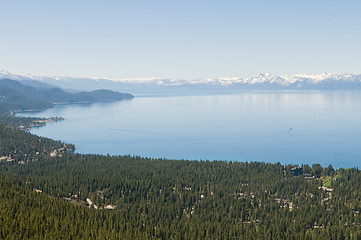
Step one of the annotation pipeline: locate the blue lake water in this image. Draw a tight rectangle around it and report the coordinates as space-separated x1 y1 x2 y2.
20 91 361 168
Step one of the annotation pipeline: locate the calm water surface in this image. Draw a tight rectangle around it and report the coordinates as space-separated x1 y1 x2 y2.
20 91 361 168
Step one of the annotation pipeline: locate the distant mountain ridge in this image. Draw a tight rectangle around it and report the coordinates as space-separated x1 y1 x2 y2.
0 78 134 114
1 70 361 93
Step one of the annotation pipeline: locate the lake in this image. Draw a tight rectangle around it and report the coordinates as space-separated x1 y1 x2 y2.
20 91 361 168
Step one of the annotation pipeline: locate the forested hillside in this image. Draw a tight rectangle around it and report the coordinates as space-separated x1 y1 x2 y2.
0 78 134 115
1 124 361 239
0 83 52 114
0 123 74 163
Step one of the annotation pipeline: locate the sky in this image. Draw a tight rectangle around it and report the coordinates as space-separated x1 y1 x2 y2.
1 0 361 80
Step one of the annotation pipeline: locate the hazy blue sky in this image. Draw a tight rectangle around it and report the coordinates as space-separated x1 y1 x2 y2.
1 0 361 79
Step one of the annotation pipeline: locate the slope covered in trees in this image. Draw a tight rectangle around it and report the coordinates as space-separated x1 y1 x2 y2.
1 124 361 239
0 78 134 115
0 123 74 163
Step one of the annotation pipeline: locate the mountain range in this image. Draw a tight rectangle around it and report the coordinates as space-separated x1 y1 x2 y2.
1 70 361 96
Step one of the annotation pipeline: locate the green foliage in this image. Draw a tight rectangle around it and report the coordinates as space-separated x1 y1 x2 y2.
312 164 323 178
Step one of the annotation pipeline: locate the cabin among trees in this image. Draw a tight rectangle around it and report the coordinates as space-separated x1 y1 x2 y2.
290 166 303 176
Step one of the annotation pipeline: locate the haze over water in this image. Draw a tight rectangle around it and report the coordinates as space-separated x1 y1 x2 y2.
21 91 361 168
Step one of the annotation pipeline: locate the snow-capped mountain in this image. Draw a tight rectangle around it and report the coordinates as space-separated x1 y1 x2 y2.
1 70 361 95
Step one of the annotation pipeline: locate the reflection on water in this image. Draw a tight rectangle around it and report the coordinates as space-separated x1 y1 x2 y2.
20 91 361 168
